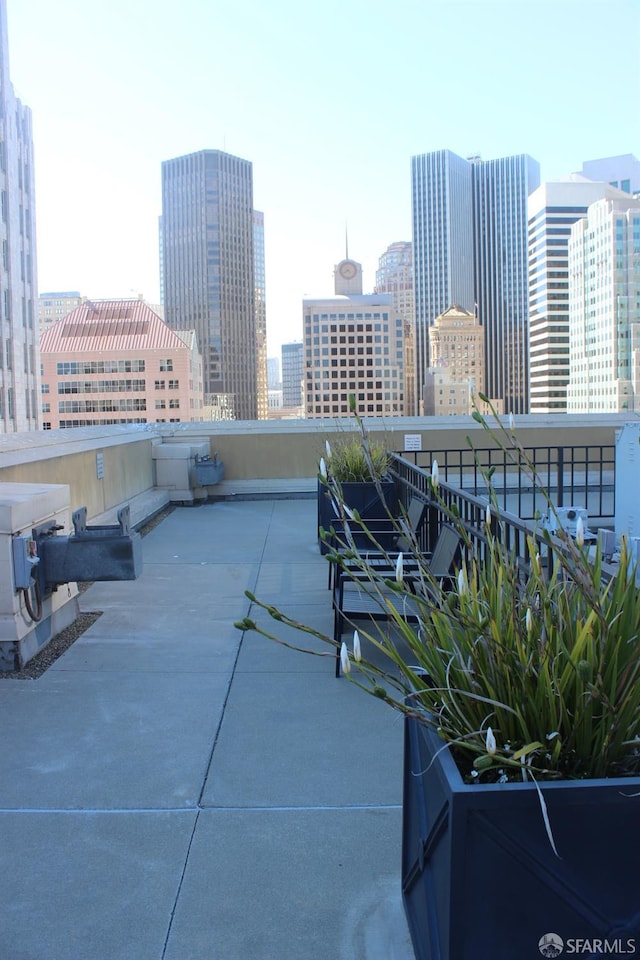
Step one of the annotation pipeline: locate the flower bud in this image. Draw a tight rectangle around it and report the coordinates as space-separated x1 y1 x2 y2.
525 608 533 634
485 503 491 527
325 440 332 460
576 515 585 547
395 552 404 584
340 642 351 675
319 457 327 479
431 460 439 490
485 727 497 755
457 568 467 597
353 630 362 662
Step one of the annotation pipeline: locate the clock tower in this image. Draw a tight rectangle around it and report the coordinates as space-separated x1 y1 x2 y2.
334 258 363 295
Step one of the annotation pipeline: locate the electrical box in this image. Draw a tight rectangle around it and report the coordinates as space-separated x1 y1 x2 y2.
12 535 40 591
615 422 640 542
543 506 589 538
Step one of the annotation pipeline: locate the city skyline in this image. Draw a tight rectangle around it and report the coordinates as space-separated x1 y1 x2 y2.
6 0 639 355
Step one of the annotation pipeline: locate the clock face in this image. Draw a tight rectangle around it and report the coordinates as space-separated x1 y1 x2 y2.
339 261 357 280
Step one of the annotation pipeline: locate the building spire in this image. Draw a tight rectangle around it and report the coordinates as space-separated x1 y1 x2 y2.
345 221 349 260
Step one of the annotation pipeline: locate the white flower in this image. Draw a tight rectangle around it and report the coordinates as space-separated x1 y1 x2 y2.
353 630 362 662
319 457 327 479
457 568 467 597
486 727 497 755
431 460 439 489
508 412 515 432
525 607 533 634
343 504 355 521
485 502 491 527
395 552 404 584
325 439 332 460
340 642 351 675
576 515 585 547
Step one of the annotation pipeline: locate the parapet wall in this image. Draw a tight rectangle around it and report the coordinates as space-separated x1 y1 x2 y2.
0 414 630 521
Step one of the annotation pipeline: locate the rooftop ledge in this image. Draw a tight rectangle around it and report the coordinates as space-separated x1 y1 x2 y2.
0 413 631 528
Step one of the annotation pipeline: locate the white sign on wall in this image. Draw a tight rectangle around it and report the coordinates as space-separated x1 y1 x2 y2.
404 434 422 452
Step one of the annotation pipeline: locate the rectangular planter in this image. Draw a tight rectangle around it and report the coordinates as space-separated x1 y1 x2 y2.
402 716 640 960
317 478 398 554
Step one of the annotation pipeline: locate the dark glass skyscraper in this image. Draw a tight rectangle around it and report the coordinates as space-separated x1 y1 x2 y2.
161 149 258 421
412 150 539 414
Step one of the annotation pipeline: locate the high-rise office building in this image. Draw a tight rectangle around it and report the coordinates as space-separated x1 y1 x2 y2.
303 259 405 418
253 210 268 420
0 0 39 432
38 292 83 334
411 151 473 414
267 356 280 388
472 154 539 414
161 149 258 421
424 304 485 416
567 194 640 413
528 177 625 414
281 342 303 409
375 241 414 318
375 241 416 415
577 154 640 195
412 150 539 414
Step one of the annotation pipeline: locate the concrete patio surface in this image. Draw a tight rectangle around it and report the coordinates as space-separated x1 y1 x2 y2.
0 498 415 960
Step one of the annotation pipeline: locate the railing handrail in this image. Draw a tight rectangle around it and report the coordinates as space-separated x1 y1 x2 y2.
389 453 566 576
391 443 616 521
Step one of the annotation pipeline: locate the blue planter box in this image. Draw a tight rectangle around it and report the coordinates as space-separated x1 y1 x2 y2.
317 478 398 554
402 716 640 960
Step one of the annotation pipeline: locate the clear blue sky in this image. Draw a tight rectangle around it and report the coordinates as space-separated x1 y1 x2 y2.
7 0 639 356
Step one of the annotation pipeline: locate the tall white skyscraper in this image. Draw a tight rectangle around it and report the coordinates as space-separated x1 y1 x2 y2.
412 150 539 414
528 177 626 414
411 151 473 413
567 194 640 413
0 0 39 432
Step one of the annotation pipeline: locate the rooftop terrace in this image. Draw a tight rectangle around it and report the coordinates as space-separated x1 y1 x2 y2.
0 496 415 959
0 413 633 958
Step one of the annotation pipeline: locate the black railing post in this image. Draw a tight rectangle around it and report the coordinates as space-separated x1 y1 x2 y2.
557 447 564 509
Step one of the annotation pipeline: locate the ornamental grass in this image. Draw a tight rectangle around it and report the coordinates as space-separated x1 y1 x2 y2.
237 400 640 783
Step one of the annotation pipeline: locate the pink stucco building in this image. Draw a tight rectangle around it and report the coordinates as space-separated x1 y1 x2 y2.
40 299 203 429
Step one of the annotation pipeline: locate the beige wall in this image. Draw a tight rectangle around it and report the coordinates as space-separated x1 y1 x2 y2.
0 434 154 518
0 415 626 514
173 415 625 480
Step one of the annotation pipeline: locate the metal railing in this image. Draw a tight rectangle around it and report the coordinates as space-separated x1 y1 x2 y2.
394 444 615 522
389 454 566 577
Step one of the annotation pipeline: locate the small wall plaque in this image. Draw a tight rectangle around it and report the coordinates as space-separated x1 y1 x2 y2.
404 434 422 452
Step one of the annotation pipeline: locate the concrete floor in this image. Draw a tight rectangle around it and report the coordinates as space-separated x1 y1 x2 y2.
0 498 415 960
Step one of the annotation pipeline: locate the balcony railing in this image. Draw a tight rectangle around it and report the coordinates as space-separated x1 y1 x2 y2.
396 444 615 522
390 454 578 579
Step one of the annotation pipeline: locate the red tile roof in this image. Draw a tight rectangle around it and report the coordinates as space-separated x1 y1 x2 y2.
41 299 191 353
